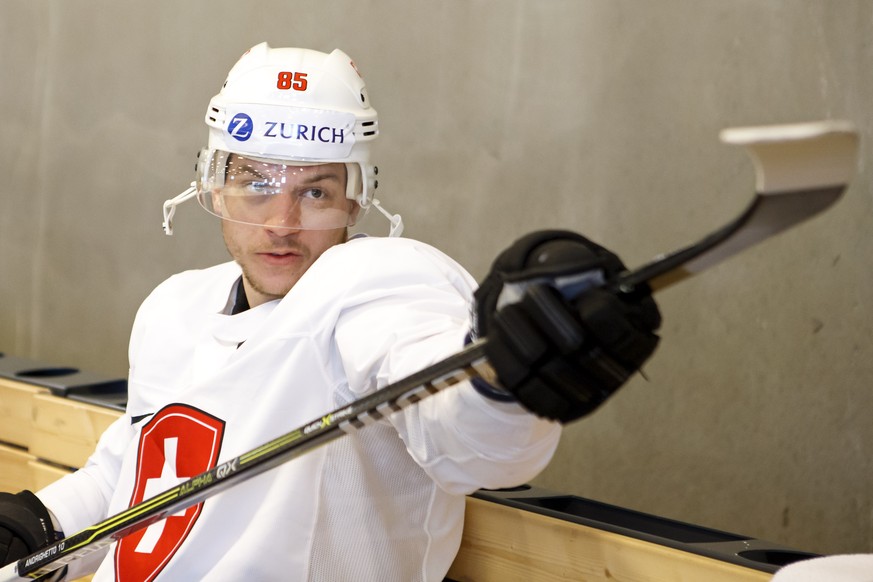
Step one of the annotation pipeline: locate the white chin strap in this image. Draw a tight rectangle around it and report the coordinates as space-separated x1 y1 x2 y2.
369 198 404 237
162 183 197 235
161 183 404 238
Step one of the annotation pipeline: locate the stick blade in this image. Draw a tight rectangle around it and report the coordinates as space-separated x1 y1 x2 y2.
622 120 859 292
720 119 859 193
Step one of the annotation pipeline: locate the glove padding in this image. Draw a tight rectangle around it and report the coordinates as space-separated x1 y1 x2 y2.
0 490 56 567
474 230 661 423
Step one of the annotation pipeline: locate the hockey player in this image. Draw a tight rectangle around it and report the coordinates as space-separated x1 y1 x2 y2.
0 43 660 580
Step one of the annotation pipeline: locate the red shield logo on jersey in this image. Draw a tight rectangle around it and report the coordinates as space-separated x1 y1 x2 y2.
115 404 225 582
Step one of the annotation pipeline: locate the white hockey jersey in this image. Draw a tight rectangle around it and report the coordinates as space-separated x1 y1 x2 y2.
37 236 561 581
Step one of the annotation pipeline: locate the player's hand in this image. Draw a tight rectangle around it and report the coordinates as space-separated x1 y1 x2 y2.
0 490 57 567
473 230 661 423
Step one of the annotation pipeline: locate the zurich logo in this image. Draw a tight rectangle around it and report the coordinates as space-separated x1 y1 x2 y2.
227 113 254 142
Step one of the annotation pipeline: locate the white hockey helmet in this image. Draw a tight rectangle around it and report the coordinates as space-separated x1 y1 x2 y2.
162 42 402 236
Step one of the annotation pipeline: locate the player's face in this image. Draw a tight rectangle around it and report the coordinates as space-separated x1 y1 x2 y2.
219 161 357 307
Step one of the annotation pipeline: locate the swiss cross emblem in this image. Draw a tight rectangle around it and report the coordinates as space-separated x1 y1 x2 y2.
114 404 225 581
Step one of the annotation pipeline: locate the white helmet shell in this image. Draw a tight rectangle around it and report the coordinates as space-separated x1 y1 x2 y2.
162 43 403 237
205 43 379 206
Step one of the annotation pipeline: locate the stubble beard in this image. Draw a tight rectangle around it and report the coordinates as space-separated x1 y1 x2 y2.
241 262 300 302
227 226 350 305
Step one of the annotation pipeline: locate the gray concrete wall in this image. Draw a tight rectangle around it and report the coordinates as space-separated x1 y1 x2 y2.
2 0 872 556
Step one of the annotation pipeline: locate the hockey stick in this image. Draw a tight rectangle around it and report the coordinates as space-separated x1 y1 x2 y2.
0 120 857 581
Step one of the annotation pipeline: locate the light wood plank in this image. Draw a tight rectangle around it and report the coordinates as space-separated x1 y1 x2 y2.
0 443 36 491
0 378 49 448
447 497 773 582
0 444 73 492
30 394 122 468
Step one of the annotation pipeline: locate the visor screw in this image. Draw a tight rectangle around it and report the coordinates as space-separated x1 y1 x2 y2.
374 166 379 175
374 180 379 189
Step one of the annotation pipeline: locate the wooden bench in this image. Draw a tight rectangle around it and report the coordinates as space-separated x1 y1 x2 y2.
1 375 806 581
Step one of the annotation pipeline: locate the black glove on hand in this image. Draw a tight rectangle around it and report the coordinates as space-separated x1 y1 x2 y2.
0 490 56 567
474 230 661 424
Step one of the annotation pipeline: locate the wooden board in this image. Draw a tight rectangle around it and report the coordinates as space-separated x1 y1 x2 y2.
447 496 773 582
0 378 49 448
0 443 36 491
29 393 123 468
0 444 72 492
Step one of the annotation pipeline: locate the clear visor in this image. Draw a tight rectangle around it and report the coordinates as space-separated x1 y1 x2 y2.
197 150 357 231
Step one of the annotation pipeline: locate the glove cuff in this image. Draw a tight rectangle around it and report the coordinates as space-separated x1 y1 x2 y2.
464 332 517 403
470 376 517 403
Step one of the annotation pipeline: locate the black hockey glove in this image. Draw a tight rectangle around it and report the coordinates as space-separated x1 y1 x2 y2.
0 490 57 567
473 230 661 424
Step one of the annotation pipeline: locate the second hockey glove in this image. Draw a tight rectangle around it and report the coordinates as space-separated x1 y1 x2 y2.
474 230 661 423
0 490 57 567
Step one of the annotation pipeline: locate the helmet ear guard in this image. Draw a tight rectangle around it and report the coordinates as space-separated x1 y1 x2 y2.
348 161 402 237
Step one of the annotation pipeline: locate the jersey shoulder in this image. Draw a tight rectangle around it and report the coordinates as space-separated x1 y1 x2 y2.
317 236 476 290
